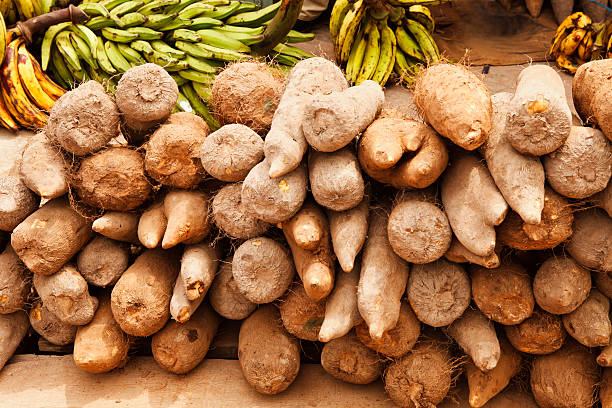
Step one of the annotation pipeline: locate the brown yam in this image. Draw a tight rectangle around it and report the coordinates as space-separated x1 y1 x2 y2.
238 304 300 395
162 190 211 249
533 255 590 315
593 181 612 217
19 132 68 199
179 242 219 302
566 208 612 272
77 236 129 287
319 266 362 342
572 58 612 126
0 173 39 232
563 289 611 347
47 80 120 156
309 149 364 211
525 0 544 17
444 238 500 269
209 258 256 320
448 309 500 372
91 211 140 243
211 183 270 239
0 311 29 371
327 196 369 273
596 271 612 299
504 308 566 354
440 385 540 408
137 201 166 249
599 343 612 367
29 300 76 346
279 283 325 341
603 368 612 408
0 245 31 314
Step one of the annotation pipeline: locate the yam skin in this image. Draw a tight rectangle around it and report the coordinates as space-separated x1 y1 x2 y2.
302 80 384 152
441 153 508 257
358 116 449 189
596 271 612 299
355 302 420 358
599 344 612 367
138 201 167 249
309 149 364 211
212 183 270 239
593 70 612 142
387 194 452 264
151 302 220 374
282 201 334 302
471 262 534 325
264 57 348 177
47 80 120 156
533 256 591 315
357 210 409 340
115 63 178 124
0 173 39 232
482 92 545 224
384 341 454 408
593 181 612 217
241 160 308 224
180 243 219 303
238 304 300 395
319 266 362 342
496 186 573 250
209 258 256 320
563 289 611 347
73 147 151 211
413 63 492 150
504 308 566 355
33 264 98 326
530 341 599 408
525 0 544 17
73 295 130 374
320 331 384 385
0 245 31 314
200 124 264 182
573 59 612 128
233 237 294 304
111 249 180 337
92 212 140 243
0 311 29 371
566 209 612 272
406 259 471 327
279 283 326 341
77 236 129 287
439 385 540 408
212 61 283 134
505 65 572 156
603 368 612 408
465 336 522 408
448 309 500 372
29 300 76 346
19 132 68 199
11 198 92 275
162 190 211 249
145 113 210 188
327 196 369 273
444 238 500 269
543 126 612 199
170 274 202 324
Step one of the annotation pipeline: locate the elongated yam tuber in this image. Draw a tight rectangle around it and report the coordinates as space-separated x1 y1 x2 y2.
19 132 68 199
563 289 610 347
444 238 500 269
357 210 409 340
355 302 420 358
233 237 294 304
465 336 522 408
482 92 545 224
413 63 492 150
328 196 369 273
505 65 572 155
543 126 612 199
0 245 31 314
440 385 539 408
92 211 140 243
406 259 471 327
212 183 270 239
319 266 362 342
209 258 256 320
264 57 348 177
603 368 612 408
504 308 566 354
170 274 202 324
180 243 219 302
282 201 334 302
238 304 300 395
358 114 448 188
441 153 508 257
279 283 325 341
29 300 76 346
320 331 384 385
530 341 598 408
592 69 612 142
0 311 28 371
152 302 220 374
309 149 364 211
77 236 129 288
302 80 384 152
573 59 612 126
471 262 534 325
533 255 590 315
137 201 167 249
111 249 180 336
241 160 308 223
448 309 500 372
496 186 573 250
162 190 211 249
387 193 452 264
73 294 129 373
525 0 544 17
599 343 612 367
200 124 264 182
0 173 39 232
47 80 120 156
384 341 454 408
566 208 612 272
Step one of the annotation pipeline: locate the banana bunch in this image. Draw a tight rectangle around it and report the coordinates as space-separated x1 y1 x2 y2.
330 0 448 86
1 0 61 25
42 0 315 129
549 11 602 74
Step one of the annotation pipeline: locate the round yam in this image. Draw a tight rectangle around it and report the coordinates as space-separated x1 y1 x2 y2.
212 183 270 239
533 256 591 315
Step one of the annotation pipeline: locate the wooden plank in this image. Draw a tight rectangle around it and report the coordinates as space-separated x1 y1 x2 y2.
0 355 395 408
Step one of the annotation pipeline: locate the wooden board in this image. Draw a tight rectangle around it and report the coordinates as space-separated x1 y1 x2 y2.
0 355 395 408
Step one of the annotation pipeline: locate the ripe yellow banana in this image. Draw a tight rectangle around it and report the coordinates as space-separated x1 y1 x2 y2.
330 0 352 45
405 19 439 63
394 48 419 85
407 5 434 33
549 12 592 57
346 21 367 83
0 12 6 66
560 28 587 56
355 20 379 85
0 91 18 131
16 43 55 111
371 21 396 86
556 53 579 74
337 0 365 63
576 30 593 61
29 53 66 100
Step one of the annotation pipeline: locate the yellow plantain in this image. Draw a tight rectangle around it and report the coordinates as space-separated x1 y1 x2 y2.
560 28 587 56
549 12 592 57
0 90 18 130
556 53 579 74
0 12 6 66
576 30 593 61
371 21 396 86
330 0 352 45
16 43 55 111
29 52 66 100
394 48 419 85
346 20 367 83
404 18 439 63
407 4 434 33
337 0 365 62
355 21 379 84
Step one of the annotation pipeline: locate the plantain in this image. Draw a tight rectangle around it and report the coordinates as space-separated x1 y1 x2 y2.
41 22 72 70
407 4 434 33
556 53 579 74
337 0 365 63
224 0 282 27
395 25 425 61
560 28 587 56
371 20 396 86
355 20 380 84
404 18 439 62
16 43 55 111
346 21 367 83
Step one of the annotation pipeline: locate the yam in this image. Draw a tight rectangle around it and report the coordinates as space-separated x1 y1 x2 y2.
444 238 500 269
319 266 362 342
572 59 612 127
504 308 566 354
179 243 219 302
137 201 167 249
525 0 544 17
279 283 325 341
0 245 31 314
77 236 129 287
592 63 612 142
440 385 540 408
162 190 211 249
603 368 612 408
599 343 612 367
209 258 256 320
448 308 500 372
566 208 612 272
212 183 270 239
0 173 39 232
596 270 612 299
92 211 140 243
0 311 29 371
563 289 611 347
327 196 369 273
593 181 612 217
320 331 384 384
29 300 76 346
19 132 68 199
